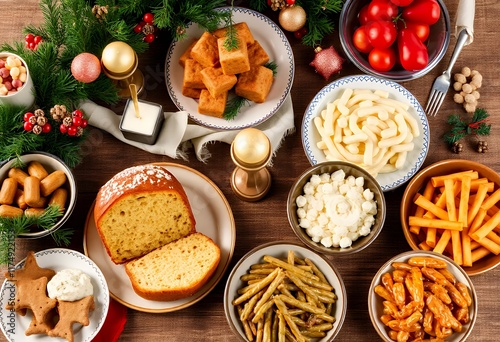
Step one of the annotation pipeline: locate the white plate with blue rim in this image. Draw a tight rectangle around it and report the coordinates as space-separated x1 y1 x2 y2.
0 248 109 342
165 6 294 130
301 75 430 192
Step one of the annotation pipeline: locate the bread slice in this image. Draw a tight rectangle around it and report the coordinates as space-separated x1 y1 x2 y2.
94 165 196 264
125 232 221 301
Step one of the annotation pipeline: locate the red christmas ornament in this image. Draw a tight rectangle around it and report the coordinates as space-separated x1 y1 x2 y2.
42 123 52 133
25 34 42 50
294 27 308 40
309 46 345 80
144 33 156 43
134 22 145 34
71 52 101 83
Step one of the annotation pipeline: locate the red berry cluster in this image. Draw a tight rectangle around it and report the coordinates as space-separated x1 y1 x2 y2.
23 111 51 134
25 34 43 50
59 109 88 137
134 12 157 43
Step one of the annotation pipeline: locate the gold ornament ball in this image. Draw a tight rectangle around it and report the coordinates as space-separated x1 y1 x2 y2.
101 41 136 75
279 5 307 32
233 128 270 166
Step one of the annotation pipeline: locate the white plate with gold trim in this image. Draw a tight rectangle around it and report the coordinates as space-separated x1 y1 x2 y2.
0 248 109 342
165 6 294 130
83 163 236 313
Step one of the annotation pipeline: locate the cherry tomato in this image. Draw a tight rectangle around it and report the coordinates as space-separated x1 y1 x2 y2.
399 20 430 42
353 26 373 53
368 47 396 72
367 0 398 21
390 0 414 6
365 20 398 49
358 5 373 25
402 0 441 26
398 28 429 71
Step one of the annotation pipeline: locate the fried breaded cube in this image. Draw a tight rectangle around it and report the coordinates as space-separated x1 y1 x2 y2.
235 66 273 103
213 22 255 46
179 39 198 68
217 37 250 75
247 40 270 66
198 89 228 118
183 59 206 89
190 32 219 68
200 67 237 97
182 86 202 99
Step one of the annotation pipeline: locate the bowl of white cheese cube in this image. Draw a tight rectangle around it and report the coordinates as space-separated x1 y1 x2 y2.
287 161 386 255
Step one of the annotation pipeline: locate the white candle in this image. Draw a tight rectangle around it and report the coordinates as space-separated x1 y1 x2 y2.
121 100 161 135
120 99 164 145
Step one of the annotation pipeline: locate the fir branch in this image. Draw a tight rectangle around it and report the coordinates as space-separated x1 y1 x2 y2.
223 2 239 51
443 109 491 145
265 61 278 77
224 96 250 121
51 227 75 246
248 0 268 12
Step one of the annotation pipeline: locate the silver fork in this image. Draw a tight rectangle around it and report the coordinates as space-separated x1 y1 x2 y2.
425 29 470 117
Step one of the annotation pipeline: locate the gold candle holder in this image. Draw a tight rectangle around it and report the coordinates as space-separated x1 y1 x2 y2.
230 128 272 201
101 41 144 98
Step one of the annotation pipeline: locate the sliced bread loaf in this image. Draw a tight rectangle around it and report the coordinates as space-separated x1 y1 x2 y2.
125 232 221 301
94 165 196 264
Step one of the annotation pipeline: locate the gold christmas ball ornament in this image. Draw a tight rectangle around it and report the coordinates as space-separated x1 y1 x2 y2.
279 5 307 32
232 128 271 167
101 41 136 75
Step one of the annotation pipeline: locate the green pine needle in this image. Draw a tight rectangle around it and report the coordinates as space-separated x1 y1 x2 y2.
224 96 250 121
443 109 491 145
265 61 278 77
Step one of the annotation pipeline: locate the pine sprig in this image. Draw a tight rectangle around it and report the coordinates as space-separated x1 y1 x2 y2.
224 96 250 121
249 0 344 47
443 108 491 145
0 205 71 265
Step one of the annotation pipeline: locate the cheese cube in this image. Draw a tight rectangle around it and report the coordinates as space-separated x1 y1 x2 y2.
235 66 273 103
198 89 228 118
217 37 250 75
182 59 206 89
190 32 219 68
200 67 237 97
212 22 255 46
247 40 269 66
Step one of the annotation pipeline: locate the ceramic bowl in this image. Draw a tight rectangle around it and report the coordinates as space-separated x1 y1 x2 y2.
287 161 386 255
224 241 347 341
0 151 77 238
368 250 477 341
401 159 500 275
339 0 451 81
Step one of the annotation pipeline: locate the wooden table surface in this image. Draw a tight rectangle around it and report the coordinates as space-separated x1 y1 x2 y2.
2 1 500 341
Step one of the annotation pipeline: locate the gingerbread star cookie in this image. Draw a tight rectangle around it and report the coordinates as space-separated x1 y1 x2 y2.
15 276 57 324
4 250 56 282
48 295 95 342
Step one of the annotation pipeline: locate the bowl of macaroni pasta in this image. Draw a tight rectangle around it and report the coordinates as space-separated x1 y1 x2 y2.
301 75 429 192
287 161 386 255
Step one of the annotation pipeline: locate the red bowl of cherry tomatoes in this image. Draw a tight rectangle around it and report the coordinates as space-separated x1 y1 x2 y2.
339 0 450 82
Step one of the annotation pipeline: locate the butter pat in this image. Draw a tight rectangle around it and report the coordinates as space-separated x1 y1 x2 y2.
120 99 164 145
47 269 93 301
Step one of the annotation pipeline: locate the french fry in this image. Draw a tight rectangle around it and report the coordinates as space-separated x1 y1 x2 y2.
430 170 478 187
408 217 463 231
470 209 500 241
480 187 500 210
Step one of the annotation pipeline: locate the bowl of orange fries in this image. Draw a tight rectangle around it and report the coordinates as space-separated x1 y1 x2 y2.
369 250 477 342
401 159 500 276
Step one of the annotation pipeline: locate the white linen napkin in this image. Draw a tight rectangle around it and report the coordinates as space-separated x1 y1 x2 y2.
81 95 295 162
455 0 475 45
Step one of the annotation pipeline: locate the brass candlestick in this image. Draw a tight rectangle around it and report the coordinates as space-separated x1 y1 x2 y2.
230 128 272 201
101 41 144 98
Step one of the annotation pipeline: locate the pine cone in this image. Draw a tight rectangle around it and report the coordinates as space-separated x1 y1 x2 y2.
28 116 37 125
271 0 286 11
477 141 488 153
34 108 45 117
63 116 73 127
452 141 463 154
76 126 84 137
92 5 109 21
32 125 42 135
36 116 47 126
50 104 68 122
142 23 155 35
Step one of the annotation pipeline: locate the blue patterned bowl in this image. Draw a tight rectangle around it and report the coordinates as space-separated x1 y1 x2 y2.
301 75 429 192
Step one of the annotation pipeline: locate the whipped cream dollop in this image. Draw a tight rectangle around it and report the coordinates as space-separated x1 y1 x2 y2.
47 269 93 301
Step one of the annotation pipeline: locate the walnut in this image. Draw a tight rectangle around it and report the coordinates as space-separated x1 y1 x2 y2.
453 68 482 113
